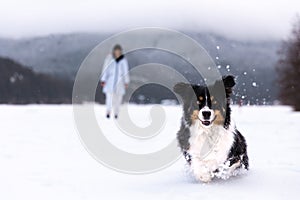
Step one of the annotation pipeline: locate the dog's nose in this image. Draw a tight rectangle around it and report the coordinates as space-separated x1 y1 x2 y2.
202 111 211 119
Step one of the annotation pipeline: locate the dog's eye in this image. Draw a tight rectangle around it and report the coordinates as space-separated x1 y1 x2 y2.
196 100 200 105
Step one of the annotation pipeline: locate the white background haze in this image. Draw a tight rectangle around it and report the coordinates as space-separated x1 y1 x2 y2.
0 0 299 40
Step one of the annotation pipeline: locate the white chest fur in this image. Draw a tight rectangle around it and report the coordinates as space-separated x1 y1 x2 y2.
188 121 235 182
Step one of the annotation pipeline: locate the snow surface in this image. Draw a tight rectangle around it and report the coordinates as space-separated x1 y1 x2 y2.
0 105 300 199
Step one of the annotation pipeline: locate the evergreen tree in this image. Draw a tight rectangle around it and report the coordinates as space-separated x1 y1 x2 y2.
276 17 300 111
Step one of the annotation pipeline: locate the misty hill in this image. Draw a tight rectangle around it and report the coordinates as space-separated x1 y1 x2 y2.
0 33 279 77
0 32 281 104
0 57 72 104
0 34 109 78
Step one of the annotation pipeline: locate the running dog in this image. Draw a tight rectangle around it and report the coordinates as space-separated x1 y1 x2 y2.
174 75 248 182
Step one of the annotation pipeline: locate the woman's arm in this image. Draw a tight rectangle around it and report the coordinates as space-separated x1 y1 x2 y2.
123 59 130 85
100 54 112 84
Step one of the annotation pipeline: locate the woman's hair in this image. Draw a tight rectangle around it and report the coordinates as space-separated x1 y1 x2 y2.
113 44 122 52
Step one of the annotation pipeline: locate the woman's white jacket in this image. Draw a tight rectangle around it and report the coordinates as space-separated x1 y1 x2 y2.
101 54 130 95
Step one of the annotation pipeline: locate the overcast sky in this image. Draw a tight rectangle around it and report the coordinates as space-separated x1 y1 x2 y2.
0 0 299 40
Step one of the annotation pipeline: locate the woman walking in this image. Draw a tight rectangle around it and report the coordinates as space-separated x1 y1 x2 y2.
101 44 130 119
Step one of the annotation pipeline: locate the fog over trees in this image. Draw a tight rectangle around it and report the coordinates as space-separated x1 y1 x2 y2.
276 17 300 110
0 32 280 105
0 57 72 104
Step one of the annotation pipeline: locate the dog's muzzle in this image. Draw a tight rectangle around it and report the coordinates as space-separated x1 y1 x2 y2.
198 115 217 126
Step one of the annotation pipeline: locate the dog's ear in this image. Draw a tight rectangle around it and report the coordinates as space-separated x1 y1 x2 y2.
173 82 195 101
173 82 190 96
223 75 235 88
222 75 235 96
174 82 197 105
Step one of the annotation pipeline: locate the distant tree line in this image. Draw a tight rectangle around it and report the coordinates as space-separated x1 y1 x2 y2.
276 17 300 111
0 32 280 105
0 55 278 105
2 24 298 107
0 57 72 104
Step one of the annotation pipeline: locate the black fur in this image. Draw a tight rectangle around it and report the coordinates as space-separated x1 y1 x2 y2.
228 130 249 169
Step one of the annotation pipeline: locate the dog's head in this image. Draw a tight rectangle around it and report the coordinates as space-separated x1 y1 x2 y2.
174 75 235 128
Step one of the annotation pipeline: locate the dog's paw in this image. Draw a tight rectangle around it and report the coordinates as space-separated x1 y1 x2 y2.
193 166 213 183
196 171 212 183
190 159 220 183
214 161 242 180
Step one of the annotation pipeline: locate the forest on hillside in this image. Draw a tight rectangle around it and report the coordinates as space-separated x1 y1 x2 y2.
0 57 72 104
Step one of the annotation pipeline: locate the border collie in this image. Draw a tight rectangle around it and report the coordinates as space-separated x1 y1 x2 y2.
173 75 248 182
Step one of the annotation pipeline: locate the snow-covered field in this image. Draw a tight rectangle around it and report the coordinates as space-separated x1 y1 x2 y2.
1 105 300 200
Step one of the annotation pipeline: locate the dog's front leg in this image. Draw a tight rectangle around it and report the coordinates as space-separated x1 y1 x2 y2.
191 159 216 183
